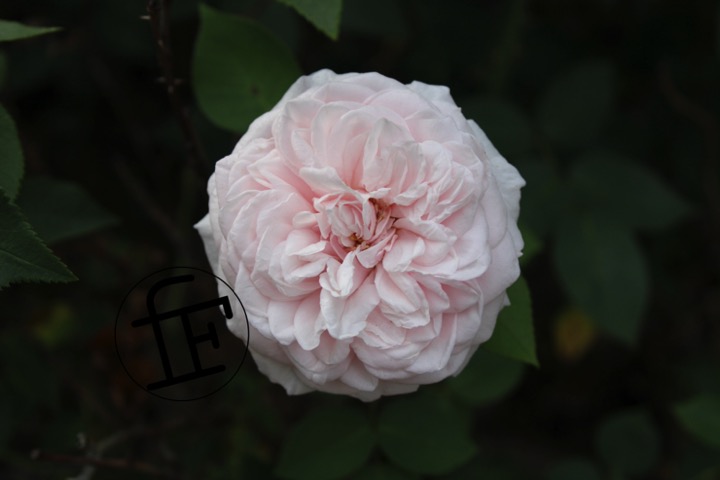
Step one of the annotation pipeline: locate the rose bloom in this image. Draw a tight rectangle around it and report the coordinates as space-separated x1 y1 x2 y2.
195 70 524 401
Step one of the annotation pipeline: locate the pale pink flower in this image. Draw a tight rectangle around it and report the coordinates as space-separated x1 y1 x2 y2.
195 70 524 401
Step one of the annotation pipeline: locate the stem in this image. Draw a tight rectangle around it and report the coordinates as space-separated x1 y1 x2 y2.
146 0 210 177
145 0 212 264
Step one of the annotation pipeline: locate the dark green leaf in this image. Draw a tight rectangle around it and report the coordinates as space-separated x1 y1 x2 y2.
0 104 23 199
461 96 534 157
448 348 524 405
484 277 538 366
537 60 616 148
596 409 660 475
193 5 301 132
275 406 375 480
0 18 60 42
570 151 690 231
276 0 343 40
675 395 720 451
377 393 476 475
553 218 648 343
546 459 602 480
515 159 565 237
16 176 118 244
519 224 542 266
0 190 76 288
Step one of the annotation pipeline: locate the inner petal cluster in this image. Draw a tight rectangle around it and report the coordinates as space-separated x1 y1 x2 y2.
315 192 397 269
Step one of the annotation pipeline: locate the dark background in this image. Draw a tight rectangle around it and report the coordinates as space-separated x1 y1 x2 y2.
1 0 719 478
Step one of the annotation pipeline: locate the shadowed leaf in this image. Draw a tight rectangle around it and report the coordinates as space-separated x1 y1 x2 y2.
193 5 301 132
0 190 76 289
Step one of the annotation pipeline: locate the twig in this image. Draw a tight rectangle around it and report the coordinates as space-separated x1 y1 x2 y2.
146 0 210 176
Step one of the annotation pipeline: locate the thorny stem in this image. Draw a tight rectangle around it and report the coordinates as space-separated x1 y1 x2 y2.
145 0 211 265
146 0 210 177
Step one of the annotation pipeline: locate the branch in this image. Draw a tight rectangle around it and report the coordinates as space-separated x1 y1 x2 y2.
146 0 210 176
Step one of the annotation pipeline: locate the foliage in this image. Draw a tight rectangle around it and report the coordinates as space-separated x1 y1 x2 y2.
483 276 538 366
0 18 59 42
0 189 76 287
276 0 343 40
193 4 301 132
275 406 374 480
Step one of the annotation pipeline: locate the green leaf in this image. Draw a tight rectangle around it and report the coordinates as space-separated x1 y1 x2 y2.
0 18 60 42
515 159 565 238
0 190 76 288
537 59 616 148
447 348 524 406
595 409 660 476
377 393 476 475
675 395 720 451
519 224 542 266
193 5 301 132
546 459 602 480
553 218 648 344
461 96 534 157
0 104 23 200
16 176 118 244
275 406 375 480
276 0 343 40
570 151 690 231
484 277 538 366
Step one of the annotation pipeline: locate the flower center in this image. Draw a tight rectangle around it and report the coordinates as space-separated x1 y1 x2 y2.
314 193 396 261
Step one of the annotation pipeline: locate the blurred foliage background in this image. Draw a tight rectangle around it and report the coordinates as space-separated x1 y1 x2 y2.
1 0 719 478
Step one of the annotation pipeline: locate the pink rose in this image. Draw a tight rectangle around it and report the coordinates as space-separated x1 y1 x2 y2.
195 70 525 401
